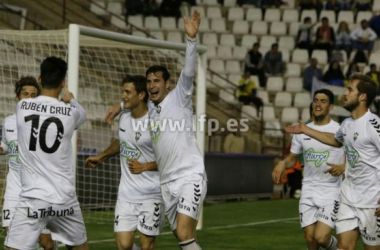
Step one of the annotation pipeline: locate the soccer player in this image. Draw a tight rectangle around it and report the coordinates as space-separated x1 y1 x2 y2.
85 75 164 250
1 76 57 250
105 11 207 250
273 89 344 250
285 73 380 249
4 57 88 250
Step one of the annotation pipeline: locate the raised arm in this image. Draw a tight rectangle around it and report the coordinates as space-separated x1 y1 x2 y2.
61 86 86 128
0 119 8 155
85 138 120 168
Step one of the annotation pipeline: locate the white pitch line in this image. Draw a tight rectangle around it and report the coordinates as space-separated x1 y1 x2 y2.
80 217 299 245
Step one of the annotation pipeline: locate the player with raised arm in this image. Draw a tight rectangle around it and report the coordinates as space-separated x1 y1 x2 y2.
85 75 164 250
1 76 57 250
4 57 88 250
273 89 344 250
285 73 380 250
104 11 207 250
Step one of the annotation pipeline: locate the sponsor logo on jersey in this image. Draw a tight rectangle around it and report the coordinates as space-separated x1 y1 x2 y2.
149 121 162 144
345 146 360 168
27 206 74 218
6 129 14 133
354 132 359 141
135 132 141 142
303 137 311 140
7 141 20 163
155 105 161 114
304 148 329 167
120 142 141 160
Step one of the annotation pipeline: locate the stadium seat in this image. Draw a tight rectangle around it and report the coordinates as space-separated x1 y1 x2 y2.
128 15 143 28
202 0 219 5
294 92 311 108
292 49 309 64
311 50 328 65
285 63 301 77
132 30 147 38
224 0 237 6
338 11 354 24
207 7 222 19
150 31 164 40
264 120 284 137
213 74 230 88
211 18 227 33
319 10 336 24
301 10 317 24
241 105 260 120
107 2 122 15
266 77 284 92
279 36 295 50
202 32 218 46
209 59 225 73
374 0 380 11
145 16 160 30
219 89 239 105
356 11 373 23
285 77 303 92
301 107 310 122
228 74 242 87
264 9 281 22
263 106 277 122
220 34 236 46
241 35 258 48
270 22 287 36
206 45 217 59
191 6 206 17
369 52 380 67
274 92 292 107
281 107 300 124
282 9 299 23
257 90 270 105
246 8 262 21
111 15 128 29
177 18 185 30
161 17 177 31
251 75 261 88
167 31 183 43
90 1 107 15
217 46 233 59
281 49 290 63
260 36 277 50
199 18 210 32
289 22 300 36
225 60 242 74
233 46 247 60
251 21 268 35
232 20 249 34
228 7 244 21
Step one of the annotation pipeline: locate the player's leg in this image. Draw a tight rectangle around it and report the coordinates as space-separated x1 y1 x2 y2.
300 201 319 249
303 224 319 250
115 231 136 250
338 230 359 250
335 203 359 250
313 200 339 250
39 232 58 250
314 222 336 250
2 199 18 236
357 208 380 250
176 213 199 249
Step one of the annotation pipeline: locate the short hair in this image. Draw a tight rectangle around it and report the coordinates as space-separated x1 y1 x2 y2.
40 57 67 89
313 88 334 105
271 43 278 48
146 65 170 82
122 74 149 103
322 17 329 22
253 42 260 47
304 17 311 23
370 63 377 68
348 73 378 107
361 19 368 24
14 76 41 97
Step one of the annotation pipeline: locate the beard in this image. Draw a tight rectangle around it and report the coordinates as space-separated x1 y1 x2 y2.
343 99 360 112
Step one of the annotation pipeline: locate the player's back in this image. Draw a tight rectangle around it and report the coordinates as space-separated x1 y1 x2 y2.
16 96 85 204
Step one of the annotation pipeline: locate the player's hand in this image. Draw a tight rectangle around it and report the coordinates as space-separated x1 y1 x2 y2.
104 103 121 125
285 120 306 134
184 10 201 39
324 162 345 176
128 159 145 174
61 85 75 103
85 155 103 168
272 162 286 184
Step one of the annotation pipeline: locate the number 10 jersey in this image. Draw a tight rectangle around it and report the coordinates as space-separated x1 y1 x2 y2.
16 96 86 204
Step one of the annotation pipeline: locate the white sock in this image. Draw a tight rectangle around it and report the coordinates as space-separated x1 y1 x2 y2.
52 241 59 250
321 236 337 250
132 243 141 250
179 239 201 250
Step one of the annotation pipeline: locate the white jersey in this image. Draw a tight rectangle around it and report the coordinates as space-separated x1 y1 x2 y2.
117 111 161 203
335 110 380 208
148 38 206 184
291 120 344 201
1 114 22 201
16 96 86 204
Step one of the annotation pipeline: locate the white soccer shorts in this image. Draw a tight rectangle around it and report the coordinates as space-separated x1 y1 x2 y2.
114 200 165 236
299 197 340 229
336 203 380 246
161 174 207 231
5 198 87 250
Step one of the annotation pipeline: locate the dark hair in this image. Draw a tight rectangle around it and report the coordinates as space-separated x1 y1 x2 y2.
40 57 67 89
361 19 368 24
253 42 260 47
370 63 377 68
304 17 311 23
14 76 41 97
271 43 278 49
322 17 328 22
314 88 334 105
348 73 378 107
146 65 170 82
122 74 148 103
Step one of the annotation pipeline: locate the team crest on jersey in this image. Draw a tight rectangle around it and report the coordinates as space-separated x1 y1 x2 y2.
156 105 161 114
135 132 141 142
120 142 141 160
7 141 20 163
345 146 360 168
304 148 329 167
149 121 162 144
353 132 359 141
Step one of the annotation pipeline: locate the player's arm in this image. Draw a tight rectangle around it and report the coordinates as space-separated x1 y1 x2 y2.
324 161 346 177
285 121 342 147
272 153 300 184
0 120 8 154
128 159 158 174
61 86 86 128
85 139 120 168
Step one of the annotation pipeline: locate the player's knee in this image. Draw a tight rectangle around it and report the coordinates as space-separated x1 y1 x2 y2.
140 242 154 250
40 238 55 250
314 233 330 246
176 229 195 242
304 233 315 244
116 239 133 250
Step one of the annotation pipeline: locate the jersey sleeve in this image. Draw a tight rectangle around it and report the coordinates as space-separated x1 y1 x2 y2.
1 119 8 154
70 99 86 129
334 120 346 144
290 134 303 154
368 117 380 153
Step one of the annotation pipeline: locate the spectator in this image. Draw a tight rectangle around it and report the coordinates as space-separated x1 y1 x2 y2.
298 0 323 16
125 0 145 15
366 64 380 87
323 60 345 86
353 0 371 12
143 0 159 16
160 0 181 18
325 0 340 14
314 17 335 60
303 58 323 91
345 62 360 78
337 0 351 10
351 19 377 52
369 11 380 38
223 129 245 153
237 71 263 110
264 43 285 76
297 17 314 57
244 42 266 87
335 21 352 57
